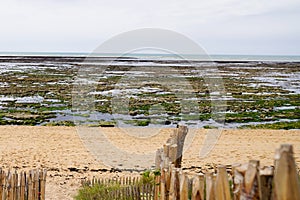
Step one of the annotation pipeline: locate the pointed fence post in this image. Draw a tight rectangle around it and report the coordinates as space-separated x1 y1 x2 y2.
179 171 189 200
169 144 178 165
191 175 202 200
273 144 300 200
242 160 260 199
259 166 274 200
169 167 176 200
40 169 47 200
233 163 246 200
205 172 215 200
175 125 188 168
169 167 180 200
155 148 163 170
215 165 231 200
20 171 26 200
0 169 3 200
154 173 161 200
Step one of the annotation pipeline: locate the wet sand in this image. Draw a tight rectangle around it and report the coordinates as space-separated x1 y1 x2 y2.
0 126 299 199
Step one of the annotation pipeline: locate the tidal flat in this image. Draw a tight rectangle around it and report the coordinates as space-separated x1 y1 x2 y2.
0 56 299 129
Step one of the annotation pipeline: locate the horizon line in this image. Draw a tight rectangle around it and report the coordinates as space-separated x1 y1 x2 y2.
0 51 300 57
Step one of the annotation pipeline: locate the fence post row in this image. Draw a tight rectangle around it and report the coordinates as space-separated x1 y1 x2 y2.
153 126 300 200
0 169 46 200
82 126 300 200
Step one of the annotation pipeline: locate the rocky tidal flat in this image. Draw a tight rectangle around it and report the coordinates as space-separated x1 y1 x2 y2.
0 56 299 129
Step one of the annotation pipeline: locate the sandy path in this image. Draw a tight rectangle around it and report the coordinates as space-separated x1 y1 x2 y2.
0 126 299 199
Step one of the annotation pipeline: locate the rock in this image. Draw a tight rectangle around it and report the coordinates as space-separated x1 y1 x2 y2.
68 167 80 172
164 120 171 125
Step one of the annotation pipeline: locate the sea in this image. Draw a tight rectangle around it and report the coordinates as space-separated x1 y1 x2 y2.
1 52 300 62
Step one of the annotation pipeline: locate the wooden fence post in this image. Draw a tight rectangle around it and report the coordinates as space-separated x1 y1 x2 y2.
164 126 188 168
160 168 166 200
20 171 26 200
36 169 41 200
273 144 300 200
205 172 215 200
0 169 3 200
164 143 170 159
165 164 173 199
169 168 180 200
28 170 33 200
12 170 18 200
242 160 260 199
191 176 202 200
169 167 176 200
233 164 246 200
215 165 231 200
169 144 178 165
7 170 12 200
259 166 273 200
165 167 171 200
274 148 280 170
154 175 160 200
175 125 188 168
175 168 180 200
155 148 163 169
40 169 47 200
199 175 205 200
179 172 189 200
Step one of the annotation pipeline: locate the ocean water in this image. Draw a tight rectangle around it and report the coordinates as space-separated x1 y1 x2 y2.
1 52 300 62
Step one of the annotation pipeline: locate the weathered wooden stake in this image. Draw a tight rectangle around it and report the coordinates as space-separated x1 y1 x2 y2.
242 160 260 199
175 125 188 168
273 144 300 200
169 144 178 165
215 165 231 200
154 175 160 200
160 168 166 200
191 176 202 200
20 171 25 200
0 169 3 200
179 172 189 200
155 148 163 169
259 166 273 200
233 163 246 200
205 172 215 200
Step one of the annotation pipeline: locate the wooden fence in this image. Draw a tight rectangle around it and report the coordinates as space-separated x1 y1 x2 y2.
82 176 155 199
0 169 46 200
155 126 300 199
84 176 142 185
156 144 300 199
83 125 300 199
155 125 188 169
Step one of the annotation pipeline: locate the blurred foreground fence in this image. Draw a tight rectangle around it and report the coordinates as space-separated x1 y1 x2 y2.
82 126 300 199
0 169 46 200
82 176 155 199
156 143 300 200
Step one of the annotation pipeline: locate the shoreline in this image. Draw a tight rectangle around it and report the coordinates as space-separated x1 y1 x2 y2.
1 54 300 62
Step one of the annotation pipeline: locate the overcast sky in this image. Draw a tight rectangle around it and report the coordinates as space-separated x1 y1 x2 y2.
0 0 299 55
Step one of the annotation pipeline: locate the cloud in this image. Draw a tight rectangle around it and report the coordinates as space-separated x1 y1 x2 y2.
0 0 299 54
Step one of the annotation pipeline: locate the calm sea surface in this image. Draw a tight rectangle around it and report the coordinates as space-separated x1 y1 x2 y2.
1 52 300 62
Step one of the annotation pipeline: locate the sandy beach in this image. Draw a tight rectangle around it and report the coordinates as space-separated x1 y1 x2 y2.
0 126 299 199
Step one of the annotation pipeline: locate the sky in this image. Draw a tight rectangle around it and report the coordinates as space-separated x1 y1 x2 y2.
0 0 299 55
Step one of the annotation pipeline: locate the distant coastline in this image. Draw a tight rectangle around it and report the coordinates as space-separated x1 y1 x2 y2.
1 52 300 62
